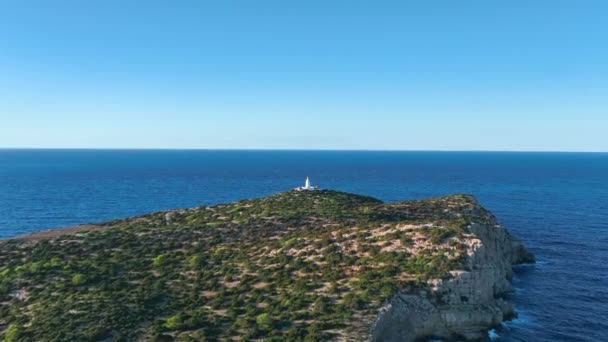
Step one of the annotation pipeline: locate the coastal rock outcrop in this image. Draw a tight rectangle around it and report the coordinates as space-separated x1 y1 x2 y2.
371 215 534 341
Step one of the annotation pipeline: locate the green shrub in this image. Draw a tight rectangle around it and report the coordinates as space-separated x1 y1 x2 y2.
187 255 203 269
71 273 86 286
153 254 168 268
164 314 183 330
255 313 273 331
3 324 19 342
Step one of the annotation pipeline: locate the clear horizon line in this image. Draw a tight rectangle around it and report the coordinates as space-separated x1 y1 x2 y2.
1 147 607 153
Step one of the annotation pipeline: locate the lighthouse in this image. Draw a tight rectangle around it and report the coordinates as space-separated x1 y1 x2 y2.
296 177 318 191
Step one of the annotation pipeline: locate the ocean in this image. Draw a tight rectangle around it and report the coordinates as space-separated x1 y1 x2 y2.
1 149 607 341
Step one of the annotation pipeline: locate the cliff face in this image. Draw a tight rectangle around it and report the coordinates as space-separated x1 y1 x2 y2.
371 216 534 341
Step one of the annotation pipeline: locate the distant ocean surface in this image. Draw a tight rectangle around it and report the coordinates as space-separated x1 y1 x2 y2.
1 149 607 341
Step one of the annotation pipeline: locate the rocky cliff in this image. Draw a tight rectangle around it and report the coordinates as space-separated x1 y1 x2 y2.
371 209 534 341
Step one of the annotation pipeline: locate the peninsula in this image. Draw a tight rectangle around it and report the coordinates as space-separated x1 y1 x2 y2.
0 190 533 341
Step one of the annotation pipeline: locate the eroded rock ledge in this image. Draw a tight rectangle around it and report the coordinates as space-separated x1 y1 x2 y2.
371 216 534 341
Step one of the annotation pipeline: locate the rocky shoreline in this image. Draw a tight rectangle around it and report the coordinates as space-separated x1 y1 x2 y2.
370 217 534 341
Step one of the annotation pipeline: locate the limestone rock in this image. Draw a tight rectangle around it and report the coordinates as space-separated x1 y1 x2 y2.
371 215 534 341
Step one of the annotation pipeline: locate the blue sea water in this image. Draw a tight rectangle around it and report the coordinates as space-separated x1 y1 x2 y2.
1 149 607 341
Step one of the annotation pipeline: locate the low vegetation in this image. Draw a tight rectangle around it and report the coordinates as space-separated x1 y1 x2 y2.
0 190 489 341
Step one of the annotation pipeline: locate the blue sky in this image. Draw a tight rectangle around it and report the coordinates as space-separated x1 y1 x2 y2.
1 1 607 151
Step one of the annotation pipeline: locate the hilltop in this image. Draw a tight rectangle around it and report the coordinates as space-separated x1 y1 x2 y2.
0 190 533 341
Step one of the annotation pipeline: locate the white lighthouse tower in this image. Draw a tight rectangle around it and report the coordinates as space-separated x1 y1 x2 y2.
296 177 318 190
